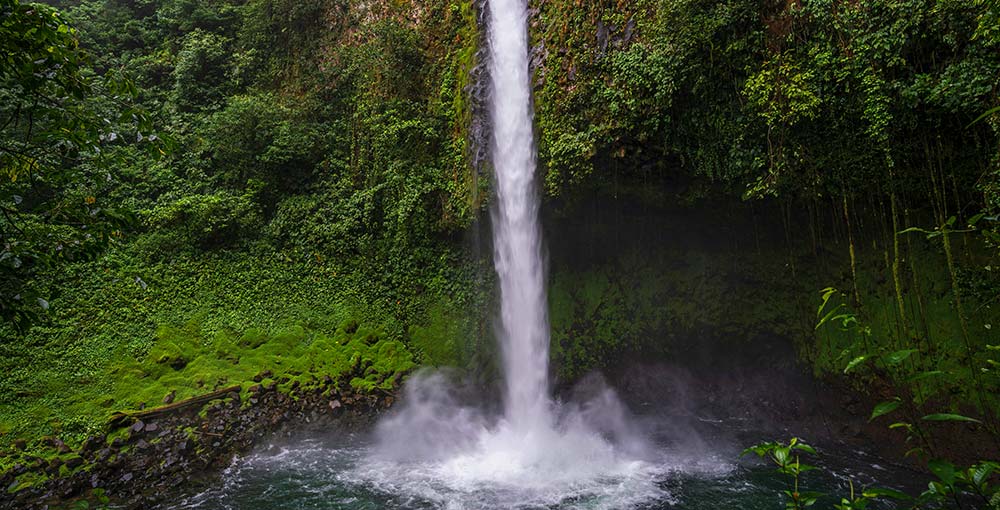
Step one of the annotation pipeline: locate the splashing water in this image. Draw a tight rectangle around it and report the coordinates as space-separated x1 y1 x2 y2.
354 0 666 506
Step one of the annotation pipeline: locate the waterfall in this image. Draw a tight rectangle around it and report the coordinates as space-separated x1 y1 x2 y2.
487 0 551 432
363 2 664 506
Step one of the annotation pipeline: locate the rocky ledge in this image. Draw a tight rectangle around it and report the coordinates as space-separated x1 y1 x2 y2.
1 375 395 509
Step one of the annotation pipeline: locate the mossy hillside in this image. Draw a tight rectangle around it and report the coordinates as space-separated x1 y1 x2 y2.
0 247 482 457
0 321 414 474
136 320 415 402
0 320 415 495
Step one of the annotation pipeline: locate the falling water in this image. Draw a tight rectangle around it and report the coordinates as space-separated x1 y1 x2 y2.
349 1 672 506
487 0 551 433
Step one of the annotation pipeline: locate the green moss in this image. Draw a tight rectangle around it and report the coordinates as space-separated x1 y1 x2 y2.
9 471 49 493
1 310 418 459
407 299 467 367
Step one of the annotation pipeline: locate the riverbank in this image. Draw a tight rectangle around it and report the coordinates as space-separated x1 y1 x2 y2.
1 373 395 510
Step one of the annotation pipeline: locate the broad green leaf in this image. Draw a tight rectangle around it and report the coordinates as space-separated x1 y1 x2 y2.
870 400 901 421
793 443 817 455
773 446 790 465
928 459 956 485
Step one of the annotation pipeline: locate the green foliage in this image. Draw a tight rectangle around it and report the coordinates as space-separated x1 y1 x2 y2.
0 246 483 454
0 0 162 329
202 94 327 192
741 438 823 510
171 29 232 112
744 53 822 126
745 437 999 510
532 0 999 209
408 299 469 367
141 187 263 253
812 234 999 428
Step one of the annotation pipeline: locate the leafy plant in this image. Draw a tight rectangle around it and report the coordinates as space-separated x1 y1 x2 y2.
0 0 163 329
742 438 823 510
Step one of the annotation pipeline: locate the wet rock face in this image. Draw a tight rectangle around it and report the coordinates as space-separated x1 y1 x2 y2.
1 379 394 510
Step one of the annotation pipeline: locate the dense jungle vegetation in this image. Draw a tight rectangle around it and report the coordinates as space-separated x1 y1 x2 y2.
1 0 1000 505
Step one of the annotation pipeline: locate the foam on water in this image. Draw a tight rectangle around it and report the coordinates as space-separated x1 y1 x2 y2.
359 371 674 508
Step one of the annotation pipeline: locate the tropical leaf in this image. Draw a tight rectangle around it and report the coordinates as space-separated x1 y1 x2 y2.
928 459 957 486
870 399 902 421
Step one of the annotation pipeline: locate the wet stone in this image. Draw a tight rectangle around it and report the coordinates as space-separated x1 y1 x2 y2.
96 449 112 462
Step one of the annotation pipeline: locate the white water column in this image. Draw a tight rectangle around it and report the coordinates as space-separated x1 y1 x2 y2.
487 0 552 432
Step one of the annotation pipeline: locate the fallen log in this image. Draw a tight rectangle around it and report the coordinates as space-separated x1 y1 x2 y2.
108 385 242 428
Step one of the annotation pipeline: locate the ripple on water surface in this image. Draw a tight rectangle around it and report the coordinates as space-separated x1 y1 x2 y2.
171 435 755 510
167 430 924 510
